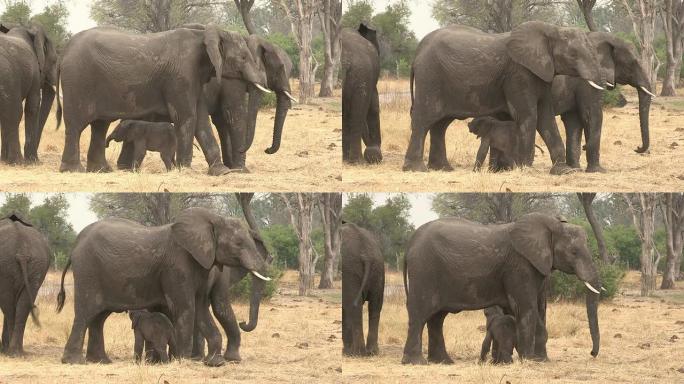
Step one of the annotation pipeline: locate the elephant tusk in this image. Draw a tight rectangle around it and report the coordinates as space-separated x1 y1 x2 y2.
584 281 600 294
283 90 298 103
587 81 604 91
252 271 271 281
606 82 614 87
254 83 273 94
640 86 657 99
601 287 607 292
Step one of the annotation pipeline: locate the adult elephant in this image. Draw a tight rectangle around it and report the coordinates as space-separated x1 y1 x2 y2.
404 22 605 175
552 32 655 173
0 23 58 164
401 213 602 364
56 207 272 366
56 25 269 175
0 213 50 356
341 24 382 164
341 222 385 356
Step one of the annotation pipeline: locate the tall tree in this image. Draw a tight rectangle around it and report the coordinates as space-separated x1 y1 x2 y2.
235 0 258 34
660 0 684 96
275 0 320 103
620 0 659 91
431 0 562 32
0 1 31 25
318 0 342 96
318 193 342 288
578 193 610 263
341 0 373 28
279 193 316 295
660 193 684 288
623 193 660 296
90 193 217 225
432 193 557 224
91 0 221 32
371 0 418 76
576 0 598 31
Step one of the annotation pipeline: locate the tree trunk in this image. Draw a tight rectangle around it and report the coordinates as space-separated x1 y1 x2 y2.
318 0 342 97
622 0 660 92
624 193 659 296
578 193 610 263
660 0 684 96
235 0 258 35
661 193 684 288
318 193 342 288
280 193 316 296
577 0 598 32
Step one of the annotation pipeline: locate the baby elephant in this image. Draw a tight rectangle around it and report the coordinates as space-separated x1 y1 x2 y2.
468 117 519 172
129 310 176 364
479 306 516 364
105 120 177 171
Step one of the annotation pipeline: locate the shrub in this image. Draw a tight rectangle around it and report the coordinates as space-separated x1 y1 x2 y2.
229 265 284 302
260 92 277 109
603 86 627 108
53 251 69 270
548 261 625 301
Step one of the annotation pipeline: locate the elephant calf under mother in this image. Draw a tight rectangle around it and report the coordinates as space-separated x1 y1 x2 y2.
401 213 602 364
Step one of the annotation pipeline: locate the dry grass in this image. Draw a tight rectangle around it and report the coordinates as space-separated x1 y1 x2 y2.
341 78 684 192
0 85 342 192
0 271 343 383
341 271 684 383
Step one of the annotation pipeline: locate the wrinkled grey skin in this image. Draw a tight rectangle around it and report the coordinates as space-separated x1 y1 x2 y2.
105 120 178 171
479 306 516 364
552 32 653 173
129 310 176 364
0 23 58 164
0 214 50 356
402 213 601 364
56 207 271 367
468 117 519 172
203 35 294 170
405 22 605 175
342 223 385 356
341 24 382 164
192 230 271 362
56 25 268 176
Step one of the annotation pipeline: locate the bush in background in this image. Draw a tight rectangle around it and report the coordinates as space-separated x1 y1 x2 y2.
229 265 284 302
549 261 625 301
603 86 627 108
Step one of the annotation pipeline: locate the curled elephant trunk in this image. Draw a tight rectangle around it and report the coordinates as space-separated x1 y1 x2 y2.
585 288 600 357
265 92 290 154
635 88 651 154
239 273 267 332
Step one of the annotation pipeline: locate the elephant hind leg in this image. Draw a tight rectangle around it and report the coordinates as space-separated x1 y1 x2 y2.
85 311 112 364
0 98 24 165
561 112 583 169
342 299 366 356
1 301 16 353
365 292 383 356
6 289 33 356
401 309 429 365
62 305 102 364
426 310 454 364
86 120 112 173
427 119 455 171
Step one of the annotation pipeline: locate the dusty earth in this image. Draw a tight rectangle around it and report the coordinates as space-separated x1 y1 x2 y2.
340 271 684 383
0 91 342 193
341 80 684 192
0 271 343 383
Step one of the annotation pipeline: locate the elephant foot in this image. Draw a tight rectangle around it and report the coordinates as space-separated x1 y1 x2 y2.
401 353 428 365
343 345 367 357
428 161 454 172
363 147 383 164
5 347 25 357
586 164 607 173
61 352 86 365
23 156 40 165
402 159 428 172
86 162 113 173
549 163 576 175
208 164 237 176
427 354 454 365
223 350 242 362
190 353 204 361
60 161 85 173
86 354 112 364
365 345 379 356
204 354 226 367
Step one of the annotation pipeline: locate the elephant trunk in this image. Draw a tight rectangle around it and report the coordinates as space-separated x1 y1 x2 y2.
585 288 600 357
265 92 290 154
635 88 651 153
239 273 266 332
245 85 262 152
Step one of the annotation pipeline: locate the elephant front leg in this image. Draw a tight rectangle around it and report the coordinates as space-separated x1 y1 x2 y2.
561 112 583 169
533 281 549 361
85 311 112 364
426 311 454 364
514 306 539 360
536 97 573 175
86 120 112 173
210 291 242 362
583 105 605 173
193 100 231 176
195 297 224 367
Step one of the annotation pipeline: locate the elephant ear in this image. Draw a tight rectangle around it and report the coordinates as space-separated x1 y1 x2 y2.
0 24 9 33
203 24 223 86
172 209 217 270
5 213 32 227
591 34 616 87
28 25 47 80
358 23 379 53
507 22 556 83
510 213 558 276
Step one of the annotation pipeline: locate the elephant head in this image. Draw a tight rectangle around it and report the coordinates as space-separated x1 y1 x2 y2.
589 32 652 153
202 25 268 91
507 21 604 89
172 207 271 281
510 213 601 357
105 120 135 148
245 35 296 155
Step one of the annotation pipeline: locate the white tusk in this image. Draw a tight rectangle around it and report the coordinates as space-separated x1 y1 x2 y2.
254 83 273 94
640 86 657 99
601 287 607 292
584 281 600 294
606 82 614 87
283 90 298 103
588 81 604 90
251 271 271 281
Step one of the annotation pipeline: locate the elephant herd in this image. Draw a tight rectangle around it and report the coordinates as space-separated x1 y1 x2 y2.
0 22 296 176
0 207 274 367
341 213 604 365
341 22 654 175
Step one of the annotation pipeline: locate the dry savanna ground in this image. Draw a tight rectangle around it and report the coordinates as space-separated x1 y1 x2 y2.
0 82 342 192
0 271 343 384
341 271 684 383
342 79 684 192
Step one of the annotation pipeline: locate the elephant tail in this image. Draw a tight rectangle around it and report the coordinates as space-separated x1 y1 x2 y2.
353 260 370 307
409 67 415 116
56 258 71 313
403 253 409 297
18 256 40 328
55 63 62 130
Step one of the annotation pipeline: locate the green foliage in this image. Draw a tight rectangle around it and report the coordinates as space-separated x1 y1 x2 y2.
432 193 557 224
264 32 299 77
341 0 374 29
90 0 222 32
371 0 418 77
603 86 627 108
229 265 283 301
53 251 69 270
260 92 277 108
549 262 625 301
0 1 31 25
396 58 411 78
0 0 71 50
261 224 299 269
